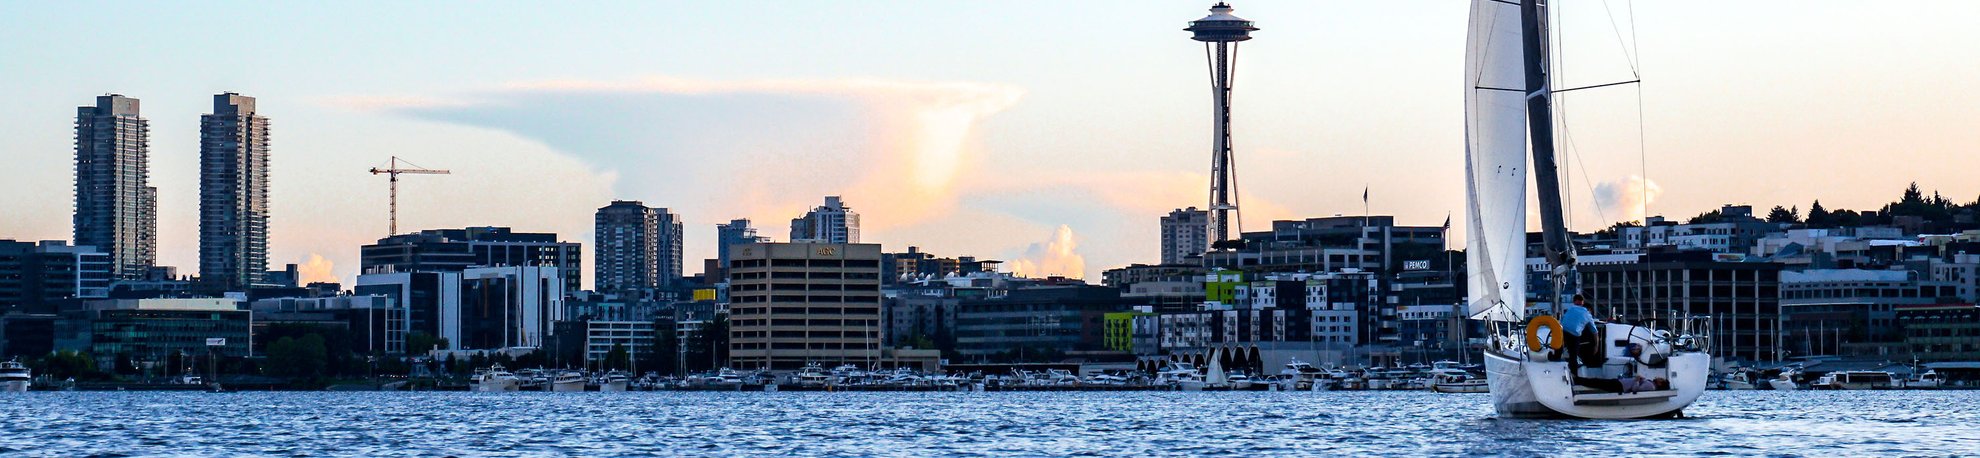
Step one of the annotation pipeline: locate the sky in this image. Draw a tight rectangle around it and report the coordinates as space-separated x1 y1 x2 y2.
2 1 1977 288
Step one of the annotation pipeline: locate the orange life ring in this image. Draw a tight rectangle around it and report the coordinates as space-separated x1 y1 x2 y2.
1525 315 1565 351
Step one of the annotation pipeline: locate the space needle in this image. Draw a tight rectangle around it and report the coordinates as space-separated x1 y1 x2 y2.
1187 2 1257 248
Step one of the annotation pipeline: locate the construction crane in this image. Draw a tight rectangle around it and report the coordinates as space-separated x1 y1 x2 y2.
369 156 450 236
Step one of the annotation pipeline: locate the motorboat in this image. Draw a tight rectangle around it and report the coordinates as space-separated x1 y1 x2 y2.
1904 370 1943 389
1156 362 1206 391
471 364 520 392
795 363 831 387
1463 0 1708 419
599 370 630 392
1813 371 1896 390
1429 369 1489 394
1720 371 1758 390
551 371 586 392
0 358 30 392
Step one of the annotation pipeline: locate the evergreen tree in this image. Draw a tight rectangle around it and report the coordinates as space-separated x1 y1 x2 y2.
1808 200 1831 227
1766 205 1801 223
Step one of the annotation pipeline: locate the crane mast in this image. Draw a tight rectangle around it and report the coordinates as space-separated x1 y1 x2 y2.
368 156 450 236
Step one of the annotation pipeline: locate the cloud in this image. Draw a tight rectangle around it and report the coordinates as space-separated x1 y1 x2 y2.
1008 225 1086 279
330 76 1025 280
297 253 336 284
1593 175 1665 224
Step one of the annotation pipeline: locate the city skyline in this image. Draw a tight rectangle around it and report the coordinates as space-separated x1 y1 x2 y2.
3 2 1978 287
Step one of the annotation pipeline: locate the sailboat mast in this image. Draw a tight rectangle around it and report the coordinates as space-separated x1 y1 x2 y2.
1520 0 1575 273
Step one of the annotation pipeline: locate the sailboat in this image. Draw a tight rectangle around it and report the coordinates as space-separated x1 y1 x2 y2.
1463 0 1710 419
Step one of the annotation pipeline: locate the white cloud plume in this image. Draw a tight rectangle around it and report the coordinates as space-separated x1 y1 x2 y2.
1008 225 1086 279
1593 175 1665 224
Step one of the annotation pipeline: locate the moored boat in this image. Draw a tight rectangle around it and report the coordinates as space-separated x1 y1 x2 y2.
0 358 30 392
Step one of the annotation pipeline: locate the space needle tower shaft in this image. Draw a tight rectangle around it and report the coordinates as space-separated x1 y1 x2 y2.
1186 2 1257 245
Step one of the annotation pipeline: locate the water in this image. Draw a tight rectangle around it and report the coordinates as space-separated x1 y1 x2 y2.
3 390 1974 456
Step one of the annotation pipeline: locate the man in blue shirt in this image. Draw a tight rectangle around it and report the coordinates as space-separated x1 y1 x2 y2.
1560 294 1596 375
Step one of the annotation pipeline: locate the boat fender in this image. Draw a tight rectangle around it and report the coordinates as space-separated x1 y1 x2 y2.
1525 316 1566 351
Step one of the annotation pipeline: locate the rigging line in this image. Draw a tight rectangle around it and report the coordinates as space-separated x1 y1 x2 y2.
1601 0 1641 78
1552 80 1640 93
1628 0 1651 226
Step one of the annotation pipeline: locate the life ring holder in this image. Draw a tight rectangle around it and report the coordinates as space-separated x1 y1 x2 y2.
1525 315 1566 351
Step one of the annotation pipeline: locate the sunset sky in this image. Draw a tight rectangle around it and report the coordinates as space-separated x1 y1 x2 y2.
2 1 1976 286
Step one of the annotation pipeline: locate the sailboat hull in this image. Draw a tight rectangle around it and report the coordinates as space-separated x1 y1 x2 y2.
1485 347 1709 419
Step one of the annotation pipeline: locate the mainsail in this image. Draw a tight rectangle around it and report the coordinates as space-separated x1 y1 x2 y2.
1463 0 1528 322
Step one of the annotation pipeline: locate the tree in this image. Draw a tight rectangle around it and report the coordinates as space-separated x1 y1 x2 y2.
640 319 679 376
604 343 629 371
32 350 101 381
683 316 730 372
1766 205 1800 224
407 331 448 356
266 334 329 379
1686 210 1725 225
1807 200 1832 227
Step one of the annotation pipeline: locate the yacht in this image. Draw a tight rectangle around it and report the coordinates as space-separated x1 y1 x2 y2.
1043 369 1081 386
1463 0 1709 418
1429 369 1489 394
551 371 586 392
599 371 630 392
1157 362 1206 391
1904 370 1944 389
472 364 520 392
1813 371 1896 390
1 358 30 392
795 363 831 387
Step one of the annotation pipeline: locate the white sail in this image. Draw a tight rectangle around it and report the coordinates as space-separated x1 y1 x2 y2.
1463 0 1527 322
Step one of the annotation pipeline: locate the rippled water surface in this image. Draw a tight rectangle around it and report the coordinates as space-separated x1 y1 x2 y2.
3 390 1975 456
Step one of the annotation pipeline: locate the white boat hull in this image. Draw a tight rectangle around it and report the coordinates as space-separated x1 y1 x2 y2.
1431 381 1489 393
600 380 628 392
1768 379 1798 391
1 380 28 392
472 379 519 392
1485 349 1708 419
552 380 585 392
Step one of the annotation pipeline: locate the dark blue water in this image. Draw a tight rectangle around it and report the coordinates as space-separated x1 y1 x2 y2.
3 390 1973 456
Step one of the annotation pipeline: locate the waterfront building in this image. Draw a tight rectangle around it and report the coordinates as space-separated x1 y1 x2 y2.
1579 250 1784 364
1203 216 1446 276
197 93 272 291
249 295 405 355
360 227 582 294
353 271 462 351
458 266 564 350
726 242 883 370
953 285 1133 360
1753 228 1915 269
1161 207 1209 265
57 298 250 370
1621 206 1786 255
0 240 112 312
0 312 59 359
73 94 156 280
1927 253 1980 303
563 291 669 322
1779 269 1958 357
788 196 860 244
570 320 660 370
1898 303 1980 362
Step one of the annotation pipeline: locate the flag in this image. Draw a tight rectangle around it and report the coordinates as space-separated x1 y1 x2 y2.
1362 186 1369 203
1443 214 1452 230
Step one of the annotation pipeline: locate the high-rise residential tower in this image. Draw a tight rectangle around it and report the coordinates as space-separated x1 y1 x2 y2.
716 218 768 269
198 93 272 290
1186 3 1257 246
789 196 860 244
73 94 156 281
1161 207 1209 265
594 201 659 294
592 201 684 294
726 242 884 370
